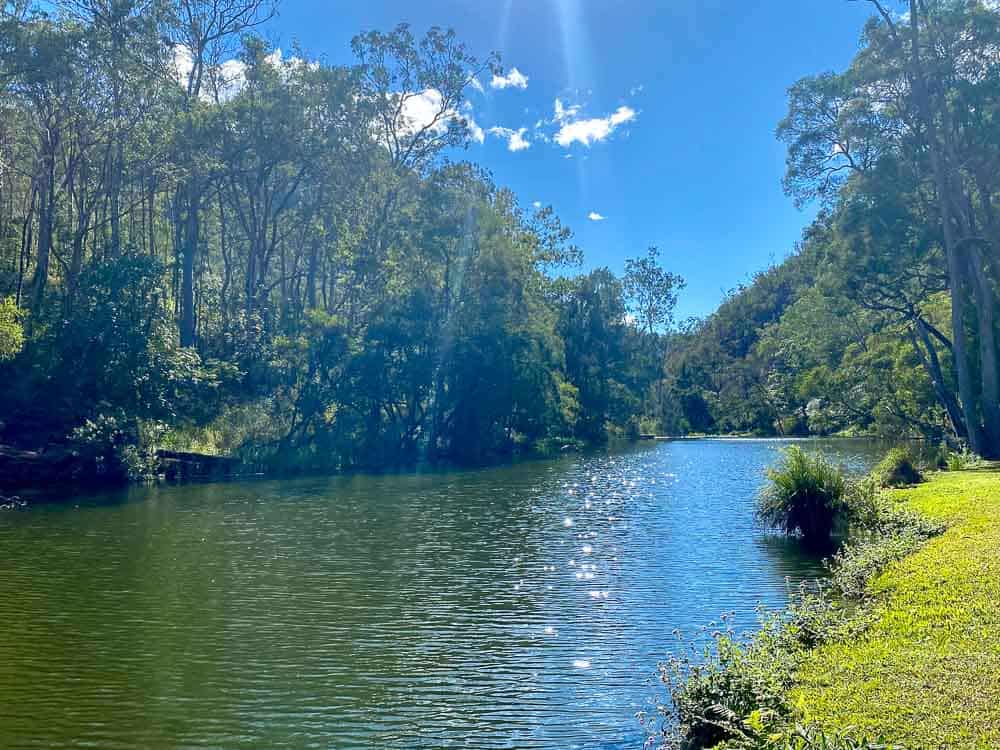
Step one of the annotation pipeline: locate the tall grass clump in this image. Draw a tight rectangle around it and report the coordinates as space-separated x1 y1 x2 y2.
870 447 922 488
756 447 847 545
945 446 982 472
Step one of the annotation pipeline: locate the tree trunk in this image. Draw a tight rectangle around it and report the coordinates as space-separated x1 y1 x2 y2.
968 243 1000 456
906 0 985 453
30 144 56 314
180 184 199 348
913 319 966 441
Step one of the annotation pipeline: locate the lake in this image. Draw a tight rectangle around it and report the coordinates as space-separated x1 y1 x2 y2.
0 438 885 749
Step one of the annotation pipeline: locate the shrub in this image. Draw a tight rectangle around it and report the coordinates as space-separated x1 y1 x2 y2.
757 447 847 544
0 297 25 362
68 411 158 483
659 617 798 749
656 585 873 750
945 446 982 472
870 447 922 488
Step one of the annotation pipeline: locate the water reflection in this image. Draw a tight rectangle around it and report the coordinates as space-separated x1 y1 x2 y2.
0 438 885 749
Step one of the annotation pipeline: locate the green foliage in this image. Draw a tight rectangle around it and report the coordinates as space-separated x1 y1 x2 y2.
67 411 157 483
757 447 847 543
0 11 680 476
657 585 880 750
869 447 922 488
834 476 945 598
761 724 897 750
659 451 951 750
942 446 983 472
659 613 797 750
0 298 24 361
794 469 1000 746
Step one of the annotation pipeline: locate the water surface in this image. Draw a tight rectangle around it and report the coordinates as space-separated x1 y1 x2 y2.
0 438 883 749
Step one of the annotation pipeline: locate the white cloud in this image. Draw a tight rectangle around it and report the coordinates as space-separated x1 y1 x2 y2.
461 101 485 143
468 117 485 144
588 211 606 221
488 126 530 152
171 44 319 103
398 89 451 137
491 67 529 90
375 89 485 150
173 45 194 85
508 130 530 151
469 76 485 93
554 104 636 148
553 97 581 123
533 200 542 209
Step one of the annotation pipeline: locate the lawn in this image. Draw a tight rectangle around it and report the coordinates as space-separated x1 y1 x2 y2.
791 466 1000 749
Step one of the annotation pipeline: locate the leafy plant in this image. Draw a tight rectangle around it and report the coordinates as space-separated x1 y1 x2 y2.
757 447 847 544
943 446 983 472
764 724 899 750
870 447 922 488
0 297 25 362
658 615 797 749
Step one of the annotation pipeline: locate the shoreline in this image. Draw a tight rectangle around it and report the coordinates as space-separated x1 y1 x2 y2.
788 465 1000 746
658 459 999 748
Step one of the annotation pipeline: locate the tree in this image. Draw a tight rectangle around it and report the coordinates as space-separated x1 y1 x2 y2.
778 0 1000 456
623 245 685 336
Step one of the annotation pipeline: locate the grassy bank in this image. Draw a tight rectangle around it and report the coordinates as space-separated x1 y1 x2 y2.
792 466 1000 748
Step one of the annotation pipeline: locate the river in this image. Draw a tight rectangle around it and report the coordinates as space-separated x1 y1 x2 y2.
0 438 885 749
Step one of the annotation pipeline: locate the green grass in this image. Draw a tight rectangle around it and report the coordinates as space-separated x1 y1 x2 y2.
790 466 1000 749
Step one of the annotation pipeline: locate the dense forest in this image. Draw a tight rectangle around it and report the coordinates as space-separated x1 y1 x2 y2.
661 0 1000 458
0 0 683 480
1 0 998 485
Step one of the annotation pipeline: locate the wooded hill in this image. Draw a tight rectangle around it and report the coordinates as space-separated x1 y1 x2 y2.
660 0 1000 458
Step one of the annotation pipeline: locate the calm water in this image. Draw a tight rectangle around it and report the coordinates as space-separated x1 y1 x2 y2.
0 438 884 749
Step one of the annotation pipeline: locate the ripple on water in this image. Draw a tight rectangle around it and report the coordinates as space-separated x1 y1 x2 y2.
0 438 884 748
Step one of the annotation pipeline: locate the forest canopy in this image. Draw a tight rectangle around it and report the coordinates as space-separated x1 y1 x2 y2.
1 0 998 484
0 0 682 478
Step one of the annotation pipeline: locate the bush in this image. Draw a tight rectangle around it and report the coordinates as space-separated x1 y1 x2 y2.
68 411 158 483
757 447 847 544
870 447 922 488
656 585 876 750
0 297 25 362
945 446 982 472
658 616 797 749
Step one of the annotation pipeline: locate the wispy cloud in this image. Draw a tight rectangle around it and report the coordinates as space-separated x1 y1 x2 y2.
553 98 581 123
588 211 606 221
488 126 530 152
491 67 529 90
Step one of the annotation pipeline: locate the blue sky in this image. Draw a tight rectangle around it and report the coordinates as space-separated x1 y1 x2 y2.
269 1 874 320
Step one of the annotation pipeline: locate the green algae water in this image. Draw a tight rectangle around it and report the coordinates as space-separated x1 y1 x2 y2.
0 439 884 749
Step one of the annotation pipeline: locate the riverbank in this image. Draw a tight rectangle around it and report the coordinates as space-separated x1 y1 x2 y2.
792 466 1000 747
0 443 248 493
